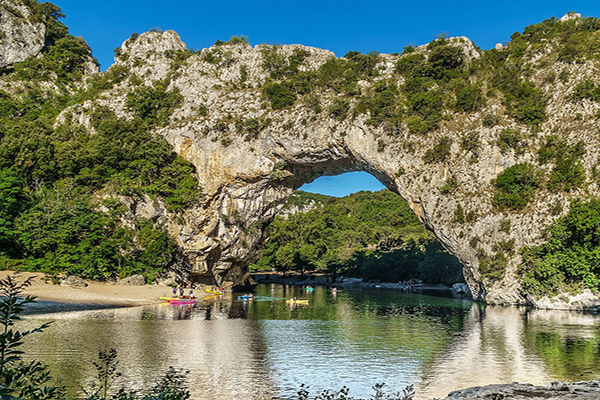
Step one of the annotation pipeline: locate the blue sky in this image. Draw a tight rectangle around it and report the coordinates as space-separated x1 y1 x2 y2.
54 0 600 197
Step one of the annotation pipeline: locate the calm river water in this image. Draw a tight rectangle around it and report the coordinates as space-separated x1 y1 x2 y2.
19 284 600 399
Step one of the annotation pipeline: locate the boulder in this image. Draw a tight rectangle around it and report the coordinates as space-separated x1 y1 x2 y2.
451 283 472 297
119 274 146 286
60 276 88 289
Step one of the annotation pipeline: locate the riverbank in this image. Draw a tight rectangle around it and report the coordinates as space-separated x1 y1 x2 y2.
251 271 457 293
0 271 205 314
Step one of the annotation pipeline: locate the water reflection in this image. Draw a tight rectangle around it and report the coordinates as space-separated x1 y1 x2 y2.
22 305 275 399
19 285 600 400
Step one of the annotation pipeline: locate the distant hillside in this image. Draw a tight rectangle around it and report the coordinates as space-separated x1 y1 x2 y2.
253 190 464 285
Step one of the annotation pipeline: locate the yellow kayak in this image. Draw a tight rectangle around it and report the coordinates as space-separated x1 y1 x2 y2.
286 299 309 304
159 297 180 301
204 289 223 295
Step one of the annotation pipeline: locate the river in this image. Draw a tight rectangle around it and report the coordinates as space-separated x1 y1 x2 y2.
19 284 600 399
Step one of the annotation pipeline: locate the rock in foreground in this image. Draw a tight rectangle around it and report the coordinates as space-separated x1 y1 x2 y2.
441 380 600 399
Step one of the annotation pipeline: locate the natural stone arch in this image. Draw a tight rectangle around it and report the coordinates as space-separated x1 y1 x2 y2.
60 25 600 308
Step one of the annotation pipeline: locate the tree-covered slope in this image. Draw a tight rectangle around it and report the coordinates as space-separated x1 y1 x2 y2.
0 0 200 281
254 190 464 285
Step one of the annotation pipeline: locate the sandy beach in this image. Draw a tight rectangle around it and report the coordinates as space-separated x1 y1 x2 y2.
0 271 202 314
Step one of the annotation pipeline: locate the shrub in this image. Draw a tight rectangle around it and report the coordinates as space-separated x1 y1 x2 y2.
263 81 297 109
570 79 600 102
125 80 183 127
460 131 480 152
479 250 508 282
497 128 525 155
426 44 465 81
396 53 426 77
440 176 459 194
454 83 486 112
482 113 500 127
548 157 586 192
522 199 600 296
423 137 452 163
492 163 541 210
329 98 350 120
453 204 465 223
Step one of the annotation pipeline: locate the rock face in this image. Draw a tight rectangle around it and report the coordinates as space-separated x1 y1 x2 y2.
54 26 600 308
16 14 596 309
0 0 45 68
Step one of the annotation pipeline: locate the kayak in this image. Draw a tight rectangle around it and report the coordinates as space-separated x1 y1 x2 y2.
159 297 180 301
169 299 197 305
238 295 256 300
286 299 309 304
204 289 223 295
305 287 314 291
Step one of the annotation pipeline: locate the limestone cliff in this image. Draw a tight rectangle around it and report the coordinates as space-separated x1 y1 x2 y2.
5 7 600 309
0 0 45 68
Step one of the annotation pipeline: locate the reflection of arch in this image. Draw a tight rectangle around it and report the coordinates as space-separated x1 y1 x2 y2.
417 305 551 399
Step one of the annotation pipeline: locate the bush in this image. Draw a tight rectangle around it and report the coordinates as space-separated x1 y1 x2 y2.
460 131 480 152
548 157 586 192
492 163 541 210
423 137 452 163
522 199 600 296
497 128 525 155
426 44 465 81
329 98 350 120
570 79 600 102
263 81 297 109
454 83 486 112
479 250 508 282
125 80 183 127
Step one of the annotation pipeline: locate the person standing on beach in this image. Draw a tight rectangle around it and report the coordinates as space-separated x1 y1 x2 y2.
172 286 177 297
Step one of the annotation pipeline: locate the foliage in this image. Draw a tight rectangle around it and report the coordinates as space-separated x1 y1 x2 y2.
0 274 65 399
538 136 586 192
548 157 586 192
82 350 190 400
12 182 178 281
263 81 297 110
254 190 464 285
478 250 508 282
0 3 200 281
497 128 526 155
570 79 600 102
297 382 415 400
460 131 480 152
454 83 486 112
125 80 183 127
496 72 547 127
329 98 350 120
492 163 541 210
522 199 600 296
214 35 249 46
423 137 452 163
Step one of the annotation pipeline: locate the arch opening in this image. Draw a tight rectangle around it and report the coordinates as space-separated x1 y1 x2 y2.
244 171 466 290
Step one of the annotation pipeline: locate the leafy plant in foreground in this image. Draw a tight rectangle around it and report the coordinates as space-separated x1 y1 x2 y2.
296 382 415 400
0 274 65 399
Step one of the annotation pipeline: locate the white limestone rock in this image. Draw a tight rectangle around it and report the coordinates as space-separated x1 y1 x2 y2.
0 0 45 68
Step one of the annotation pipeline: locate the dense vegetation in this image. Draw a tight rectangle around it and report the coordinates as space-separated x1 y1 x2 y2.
253 190 464 285
0 1 199 281
522 200 600 296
